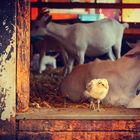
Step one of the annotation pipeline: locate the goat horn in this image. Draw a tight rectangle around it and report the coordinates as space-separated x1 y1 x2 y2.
36 10 50 20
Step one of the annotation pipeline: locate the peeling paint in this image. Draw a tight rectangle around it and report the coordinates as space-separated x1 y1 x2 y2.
0 31 16 120
0 0 16 120
0 87 6 118
0 13 15 56
6 46 14 61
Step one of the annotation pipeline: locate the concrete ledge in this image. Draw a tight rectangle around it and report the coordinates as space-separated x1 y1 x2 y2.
16 107 140 120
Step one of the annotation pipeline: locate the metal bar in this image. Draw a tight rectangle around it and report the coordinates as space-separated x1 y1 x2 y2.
31 2 140 9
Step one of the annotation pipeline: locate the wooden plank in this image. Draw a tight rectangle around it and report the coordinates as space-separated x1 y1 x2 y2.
16 0 30 113
16 108 140 120
18 120 140 132
18 131 140 140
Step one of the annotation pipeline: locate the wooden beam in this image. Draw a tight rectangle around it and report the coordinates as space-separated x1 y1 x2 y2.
18 131 140 140
18 120 140 131
16 0 30 113
31 2 140 9
17 120 140 140
16 108 140 120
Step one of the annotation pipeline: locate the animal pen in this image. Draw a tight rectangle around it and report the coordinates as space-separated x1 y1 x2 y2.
0 0 140 139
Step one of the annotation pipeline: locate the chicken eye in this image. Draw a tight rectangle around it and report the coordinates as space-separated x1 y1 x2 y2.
98 82 101 84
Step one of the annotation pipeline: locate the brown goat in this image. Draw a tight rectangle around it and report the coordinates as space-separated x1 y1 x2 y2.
32 35 69 75
60 41 140 108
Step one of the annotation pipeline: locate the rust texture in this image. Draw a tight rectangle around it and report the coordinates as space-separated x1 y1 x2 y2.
18 132 140 140
0 118 15 140
18 120 140 132
17 120 140 140
17 0 30 113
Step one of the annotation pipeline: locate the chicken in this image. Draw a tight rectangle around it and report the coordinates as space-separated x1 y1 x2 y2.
84 79 109 111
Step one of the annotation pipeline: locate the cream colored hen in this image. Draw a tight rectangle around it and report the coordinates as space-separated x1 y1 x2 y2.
84 79 109 111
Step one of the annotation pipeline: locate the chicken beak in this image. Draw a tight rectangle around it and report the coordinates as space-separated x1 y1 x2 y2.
103 85 107 89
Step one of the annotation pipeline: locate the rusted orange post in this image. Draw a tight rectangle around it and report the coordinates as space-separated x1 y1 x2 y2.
16 0 30 113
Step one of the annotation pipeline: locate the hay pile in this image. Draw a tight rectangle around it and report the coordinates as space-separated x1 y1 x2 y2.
30 67 89 109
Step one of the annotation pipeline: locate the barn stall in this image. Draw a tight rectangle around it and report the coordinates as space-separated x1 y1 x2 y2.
29 0 140 110
0 0 140 139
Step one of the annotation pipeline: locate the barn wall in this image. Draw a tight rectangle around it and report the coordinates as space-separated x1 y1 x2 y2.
0 0 16 139
17 120 140 140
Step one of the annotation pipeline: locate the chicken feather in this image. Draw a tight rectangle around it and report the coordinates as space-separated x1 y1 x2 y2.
84 79 109 111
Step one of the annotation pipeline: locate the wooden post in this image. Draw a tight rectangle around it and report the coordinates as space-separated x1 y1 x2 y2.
16 0 30 113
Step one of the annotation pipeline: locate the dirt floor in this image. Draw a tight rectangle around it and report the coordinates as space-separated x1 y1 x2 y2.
30 67 90 109
29 67 127 110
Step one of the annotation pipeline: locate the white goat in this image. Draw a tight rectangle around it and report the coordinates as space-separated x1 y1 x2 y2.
31 12 129 73
39 54 58 73
31 53 58 73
